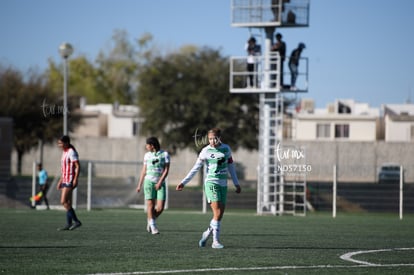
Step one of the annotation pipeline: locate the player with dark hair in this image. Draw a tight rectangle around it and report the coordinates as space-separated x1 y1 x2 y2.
57 135 82 231
271 32 287 88
136 137 170 234
289 42 306 90
176 128 241 249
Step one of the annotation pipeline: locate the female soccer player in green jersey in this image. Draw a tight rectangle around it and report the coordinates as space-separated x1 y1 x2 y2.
136 137 170 234
176 128 241 249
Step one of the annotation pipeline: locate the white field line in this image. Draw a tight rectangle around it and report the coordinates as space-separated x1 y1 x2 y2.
340 247 414 266
86 247 414 275
88 263 414 275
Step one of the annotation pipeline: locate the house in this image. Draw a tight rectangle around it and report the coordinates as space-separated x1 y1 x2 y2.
293 99 379 141
73 101 140 138
383 104 414 142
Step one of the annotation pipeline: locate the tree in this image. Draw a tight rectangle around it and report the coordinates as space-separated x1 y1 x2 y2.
0 66 80 174
95 29 141 105
46 29 152 106
137 46 259 153
47 56 111 104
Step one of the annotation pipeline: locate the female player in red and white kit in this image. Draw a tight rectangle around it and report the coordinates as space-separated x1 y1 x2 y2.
57 135 82 231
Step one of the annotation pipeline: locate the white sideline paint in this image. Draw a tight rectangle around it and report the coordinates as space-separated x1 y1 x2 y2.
340 247 414 266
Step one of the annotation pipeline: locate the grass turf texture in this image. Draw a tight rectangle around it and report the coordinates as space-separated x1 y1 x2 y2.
1 209 414 274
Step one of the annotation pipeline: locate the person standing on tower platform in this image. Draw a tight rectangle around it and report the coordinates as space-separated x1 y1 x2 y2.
245 37 261 88
271 33 287 89
289 42 306 90
271 0 290 22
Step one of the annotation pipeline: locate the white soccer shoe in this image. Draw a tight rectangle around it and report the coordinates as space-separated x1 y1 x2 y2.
211 242 224 249
198 231 210 248
150 225 159 235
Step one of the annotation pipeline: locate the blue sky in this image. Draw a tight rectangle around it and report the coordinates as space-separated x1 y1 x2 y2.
1 0 414 108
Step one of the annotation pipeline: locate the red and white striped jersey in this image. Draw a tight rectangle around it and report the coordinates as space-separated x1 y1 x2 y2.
61 147 79 183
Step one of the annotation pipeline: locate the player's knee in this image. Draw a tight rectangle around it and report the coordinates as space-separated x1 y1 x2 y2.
155 210 163 217
155 205 165 216
60 198 70 206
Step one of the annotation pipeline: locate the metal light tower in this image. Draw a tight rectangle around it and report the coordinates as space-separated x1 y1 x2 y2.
230 0 310 216
59 42 74 135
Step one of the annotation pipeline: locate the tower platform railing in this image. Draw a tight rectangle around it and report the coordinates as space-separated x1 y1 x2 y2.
230 54 308 93
231 0 310 28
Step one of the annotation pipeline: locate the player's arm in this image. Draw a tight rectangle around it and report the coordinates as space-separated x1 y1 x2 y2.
44 171 48 185
176 158 203 191
228 157 241 193
156 162 170 190
136 164 147 193
57 176 62 190
72 161 80 189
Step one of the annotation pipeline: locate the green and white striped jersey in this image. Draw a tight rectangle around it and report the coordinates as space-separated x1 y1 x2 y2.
144 150 170 183
181 143 239 187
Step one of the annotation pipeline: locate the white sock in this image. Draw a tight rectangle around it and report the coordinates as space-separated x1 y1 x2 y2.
210 219 221 243
149 218 156 228
202 222 213 238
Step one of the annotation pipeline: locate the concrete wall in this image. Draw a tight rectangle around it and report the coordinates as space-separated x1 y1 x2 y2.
11 137 258 185
12 137 414 184
282 140 414 182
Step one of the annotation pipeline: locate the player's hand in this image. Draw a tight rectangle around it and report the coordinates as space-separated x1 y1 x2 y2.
176 183 184 191
235 185 241 194
72 179 78 189
136 186 141 193
155 183 162 190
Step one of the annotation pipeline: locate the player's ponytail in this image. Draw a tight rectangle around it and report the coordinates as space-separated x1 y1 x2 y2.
146 137 161 151
60 135 78 155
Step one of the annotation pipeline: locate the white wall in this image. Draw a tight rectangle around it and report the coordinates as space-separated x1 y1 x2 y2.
108 115 134 138
295 119 317 140
385 116 412 141
349 120 376 141
295 115 377 141
76 104 138 138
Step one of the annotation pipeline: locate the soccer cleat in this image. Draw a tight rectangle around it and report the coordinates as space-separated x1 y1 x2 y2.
198 231 210 248
57 224 71 231
150 225 159 235
212 242 224 249
146 223 151 233
69 222 82 231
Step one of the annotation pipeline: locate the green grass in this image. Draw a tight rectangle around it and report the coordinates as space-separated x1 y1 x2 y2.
1 209 414 275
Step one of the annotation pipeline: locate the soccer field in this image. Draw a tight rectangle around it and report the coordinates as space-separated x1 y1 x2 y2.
1 209 414 275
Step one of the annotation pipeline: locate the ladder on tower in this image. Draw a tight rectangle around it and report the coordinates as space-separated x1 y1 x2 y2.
257 92 282 215
257 93 307 216
276 143 307 216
